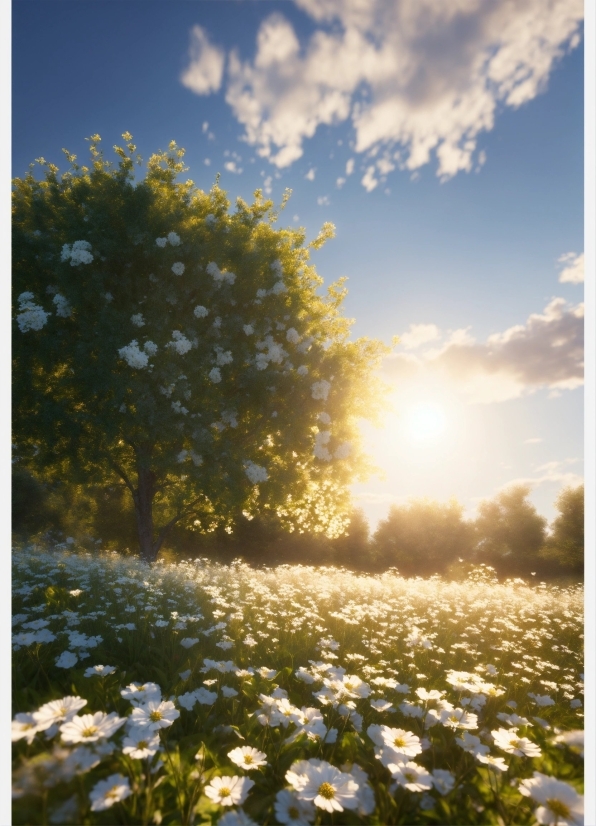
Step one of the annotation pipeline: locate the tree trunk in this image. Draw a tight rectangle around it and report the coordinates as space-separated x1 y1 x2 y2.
133 462 159 563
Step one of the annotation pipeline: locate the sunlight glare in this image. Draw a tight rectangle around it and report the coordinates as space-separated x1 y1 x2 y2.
406 403 447 441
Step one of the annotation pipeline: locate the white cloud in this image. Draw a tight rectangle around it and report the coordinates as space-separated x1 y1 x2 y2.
202 121 209 133
399 323 440 350
224 161 243 174
336 176 346 188
305 168 316 180
361 165 378 192
317 195 330 206
204 158 211 166
345 158 354 176
181 26 225 95
558 252 584 284
192 1 582 179
384 298 584 403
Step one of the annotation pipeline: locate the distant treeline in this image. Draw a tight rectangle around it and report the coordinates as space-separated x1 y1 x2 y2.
12 468 583 579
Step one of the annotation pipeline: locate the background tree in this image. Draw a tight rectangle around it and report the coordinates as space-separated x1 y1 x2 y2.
539 485 584 576
330 508 372 571
12 134 388 561
372 497 474 576
473 484 546 575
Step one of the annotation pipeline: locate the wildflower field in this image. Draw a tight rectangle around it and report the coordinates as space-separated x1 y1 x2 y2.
12 548 584 825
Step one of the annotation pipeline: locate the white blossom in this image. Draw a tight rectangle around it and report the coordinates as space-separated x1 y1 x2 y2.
143 340 158 355
171 401 189 415
167 331 192 355
205 213 217 226
155 237 167 247
104 292 113 302
271 259 283 277
311 380 331 401
256 288 267 299
177 450 188 463
190 452 203 466
245 461 268 484
62 240 93 266
314 431 332 461
171 262 185 276
167 231 181 246
286 328 300 344
334 442 352 460
207 261 236 285
209 367 222 383
271 280 286 294
53 294 71 318
215 348 233 366
194 305 209 318
118 340 149 369
243 324 254 335
130 313 145 327
17 292 50 332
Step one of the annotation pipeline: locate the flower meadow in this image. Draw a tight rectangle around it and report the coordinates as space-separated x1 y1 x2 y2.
12 548 584 825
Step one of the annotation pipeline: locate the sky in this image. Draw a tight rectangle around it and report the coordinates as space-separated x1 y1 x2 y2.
10 0 586 530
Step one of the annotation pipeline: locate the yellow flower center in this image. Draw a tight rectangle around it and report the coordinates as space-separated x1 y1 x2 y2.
288 806 300 819
82 726 98 737
318 782 335 800
394 736 406 748
546 799 571 819
137 740 148 749
149 711 162 722
244 755 253 764
219 787 231 798
404 771 416 783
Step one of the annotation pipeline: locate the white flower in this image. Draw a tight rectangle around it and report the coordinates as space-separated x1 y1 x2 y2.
129 700 180 730
528 692 556 707
297 365 308 375
243 324 254 335
167 330 192 355
84 665 116 678
62 240 93 266
171 400 188 414
204 776 254 806
16 293 50 332
209 367 222 383
60 712 126 744
368 725 422 761
118 340 149 369
318 411 331 424
216 349 233 365
256 288 267 299
228 746 267 770
55 651 78 669
389 761 433 792
167 231 181 246
438 708 478 730
218 812 258 826
156 237 167 247
286 328 300 344
171 262 185 276
311 380 331 401
89 773 132 811
122 728 160 759
11 713 41 744
53 294 71 318
207 261 236 285
271 280 286 294
519 771 584 825
370 699 395 712
177 450 188 463
491 728 542 757
191 451 203 466
121 682 162 704
274 789 315 825
195 687 218 705
286 759 359 813
456 731 490 757
194 305 209 318
131 313 145 327
205 213 217 226
431 769 455 794
245 461 268 484
477 753 508 771
222 686 238 698
33 696 87 731
552 730 584 756
180 637 200 649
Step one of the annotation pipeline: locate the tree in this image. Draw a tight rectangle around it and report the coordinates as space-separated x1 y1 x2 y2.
331 508 372 571
372 497 474 576
12 134 388 561
473 484 546 575
540 485 584 575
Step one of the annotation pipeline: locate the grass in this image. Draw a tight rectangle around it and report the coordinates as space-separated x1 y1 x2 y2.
12 545 584 825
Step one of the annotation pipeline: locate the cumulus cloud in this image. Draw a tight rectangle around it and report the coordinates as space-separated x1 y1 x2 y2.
384 298 584 403
186 1 582 179
181 26 225 95
305 168 316 180
558 252 584 284
399 323 441 350
499 459 583 492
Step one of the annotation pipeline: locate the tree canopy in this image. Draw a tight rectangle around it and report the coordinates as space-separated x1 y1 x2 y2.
12 134 389 560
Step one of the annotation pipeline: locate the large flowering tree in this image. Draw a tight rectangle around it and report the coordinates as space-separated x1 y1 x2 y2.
12 134 388 561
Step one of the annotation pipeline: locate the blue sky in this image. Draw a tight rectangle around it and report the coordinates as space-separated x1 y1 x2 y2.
11 0 585 529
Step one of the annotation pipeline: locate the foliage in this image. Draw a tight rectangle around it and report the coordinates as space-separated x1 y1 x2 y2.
372 498 474 575
12 134 388 561
539 485 584 575
12 548 584 825
473 486 547 576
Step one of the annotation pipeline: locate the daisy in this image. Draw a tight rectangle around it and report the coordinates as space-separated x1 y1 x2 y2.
11 713 40 744
129 700 180 731
89 773 132 812
33 696 87 731
84 665 116 678
477 754 509 772
218 811 259 826
388 761 433 792
120 682 161 704
369 725 422 760
519 772 584 825
228 746 268 770
204 776 254 806
274 789 315 825
122 728 161 759
60 711 126 744
286 759 359 813
438 707 478 730
492 728 542 757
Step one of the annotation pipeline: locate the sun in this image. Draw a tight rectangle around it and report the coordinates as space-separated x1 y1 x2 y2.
406 403 447 440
